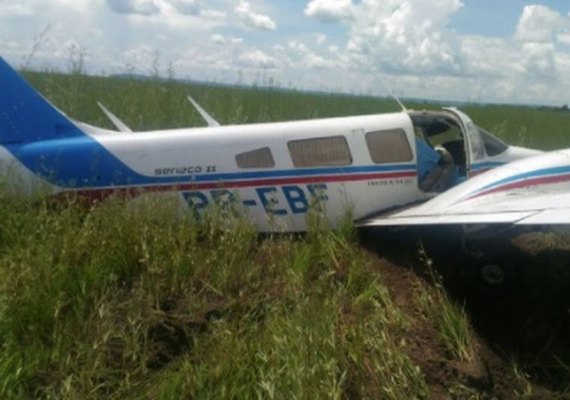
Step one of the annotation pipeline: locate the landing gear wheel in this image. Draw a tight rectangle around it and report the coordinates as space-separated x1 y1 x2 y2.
480 263 506 286
465 255 518 299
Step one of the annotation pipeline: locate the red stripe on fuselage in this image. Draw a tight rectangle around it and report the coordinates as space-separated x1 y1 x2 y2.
55 171 418 203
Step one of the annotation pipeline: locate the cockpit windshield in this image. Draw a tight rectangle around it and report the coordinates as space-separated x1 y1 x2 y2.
477 126 508 156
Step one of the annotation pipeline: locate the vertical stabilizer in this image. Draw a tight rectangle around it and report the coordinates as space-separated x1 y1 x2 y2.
0 57 81 144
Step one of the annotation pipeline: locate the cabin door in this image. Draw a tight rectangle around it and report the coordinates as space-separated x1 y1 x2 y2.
443 108 485 178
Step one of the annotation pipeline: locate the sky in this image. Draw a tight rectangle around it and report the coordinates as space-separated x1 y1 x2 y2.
1 0 570 106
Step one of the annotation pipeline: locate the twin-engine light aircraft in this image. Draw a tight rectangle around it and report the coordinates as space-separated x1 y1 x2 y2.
0 56 547 230
2 56 569 275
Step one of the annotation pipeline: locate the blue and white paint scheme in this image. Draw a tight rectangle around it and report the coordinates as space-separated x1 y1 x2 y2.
0 56 553 232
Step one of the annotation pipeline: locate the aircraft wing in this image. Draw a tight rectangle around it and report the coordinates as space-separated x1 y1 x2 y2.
361 149 570 228
361 190 570 227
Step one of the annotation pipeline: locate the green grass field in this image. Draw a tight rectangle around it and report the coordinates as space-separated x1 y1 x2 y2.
1 70 570 399
22 70 570 150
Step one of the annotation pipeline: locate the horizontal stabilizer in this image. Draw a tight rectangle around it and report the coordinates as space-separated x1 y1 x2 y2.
187 96 220 127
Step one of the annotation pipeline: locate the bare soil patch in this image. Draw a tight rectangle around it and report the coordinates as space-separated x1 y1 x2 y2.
360 228 570 399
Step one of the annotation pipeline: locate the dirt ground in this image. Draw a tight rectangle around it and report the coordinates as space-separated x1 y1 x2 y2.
361 228 570 399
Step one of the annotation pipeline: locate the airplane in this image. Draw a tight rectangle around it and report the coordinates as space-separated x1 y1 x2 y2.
0 56 568 289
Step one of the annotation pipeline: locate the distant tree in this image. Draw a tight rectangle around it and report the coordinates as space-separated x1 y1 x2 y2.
562 104 569 112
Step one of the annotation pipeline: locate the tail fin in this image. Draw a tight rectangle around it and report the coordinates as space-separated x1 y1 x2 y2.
0 57 81 144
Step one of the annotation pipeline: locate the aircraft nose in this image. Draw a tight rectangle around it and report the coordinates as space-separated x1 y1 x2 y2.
506 146 543 162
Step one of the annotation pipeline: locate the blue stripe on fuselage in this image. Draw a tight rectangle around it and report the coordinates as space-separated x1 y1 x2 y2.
5 132 418 189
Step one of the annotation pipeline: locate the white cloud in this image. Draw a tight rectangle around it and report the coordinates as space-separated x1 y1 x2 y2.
106 0 160 16
306 53 335 69
515 5 564 42
558 33 570 46
319 0 570 103
235 1 277 31
287 40 336 69
49 0 94 11
211 34 243 45
460 36 521 78
108 0 226 32
288 40 309 54
238 49 277 68
305 0 354 22
0 0 93 17
315 33 327 45
520 42 557 78
123 44 159 71
200 8 226 21
169 0 200 15
105 0 222 20
0 3 34 16
345 0 464 75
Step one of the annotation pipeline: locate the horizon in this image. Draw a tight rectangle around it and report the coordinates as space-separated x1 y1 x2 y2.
21 62 570 111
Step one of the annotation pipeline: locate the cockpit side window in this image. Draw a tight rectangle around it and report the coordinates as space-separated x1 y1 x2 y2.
478 127 508 157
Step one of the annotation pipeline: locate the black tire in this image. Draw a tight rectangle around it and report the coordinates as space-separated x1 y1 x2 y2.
463 253 519 299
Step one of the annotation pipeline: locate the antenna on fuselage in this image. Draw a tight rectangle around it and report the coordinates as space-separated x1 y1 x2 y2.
187 96 221 127
97 102 132 132
371 70 408 112
389 89 408 113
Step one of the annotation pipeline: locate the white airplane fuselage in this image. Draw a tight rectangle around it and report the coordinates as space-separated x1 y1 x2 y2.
0 112 539 232
1 113 423 230
0 57 543 231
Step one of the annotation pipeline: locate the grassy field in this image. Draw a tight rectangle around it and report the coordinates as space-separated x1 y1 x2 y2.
1 70 570 399
22 70 570 150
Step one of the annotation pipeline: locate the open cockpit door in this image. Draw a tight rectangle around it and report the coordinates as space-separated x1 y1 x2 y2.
408 107 537 193
410 110 467 192
444 107 486 178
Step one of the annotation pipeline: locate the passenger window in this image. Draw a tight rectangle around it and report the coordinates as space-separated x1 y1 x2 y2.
366 129 413 163
236 147 275 168
288 136 352 167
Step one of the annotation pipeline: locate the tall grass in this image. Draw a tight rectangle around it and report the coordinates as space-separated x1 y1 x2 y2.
22 70 401 131
0 196 427 399
22 69 570 150
416 244 474 362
